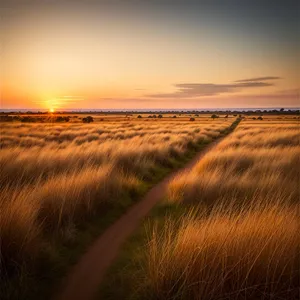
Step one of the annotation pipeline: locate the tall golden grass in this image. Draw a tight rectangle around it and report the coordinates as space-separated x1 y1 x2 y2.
168 125 300 205
0 120 229 276
0 122 227 186
145 203 299 300
139 122 300 299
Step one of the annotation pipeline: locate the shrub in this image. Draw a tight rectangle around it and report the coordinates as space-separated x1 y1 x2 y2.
55 116 65 122
211 114 219 119
189 117 195 121
82 116 94 123
137 115 142 118
21 116 37 122
0 116 14 122
158 114 163 118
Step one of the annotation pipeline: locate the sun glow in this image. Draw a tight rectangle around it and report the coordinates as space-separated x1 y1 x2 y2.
49 108 55 113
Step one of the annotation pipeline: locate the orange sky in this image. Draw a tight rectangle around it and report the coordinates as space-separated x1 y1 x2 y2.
1 1 299 110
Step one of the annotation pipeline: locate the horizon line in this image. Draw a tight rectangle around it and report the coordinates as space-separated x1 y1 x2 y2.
1 107 299 112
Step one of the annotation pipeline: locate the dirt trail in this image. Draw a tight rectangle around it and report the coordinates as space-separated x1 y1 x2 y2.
57 137 226 300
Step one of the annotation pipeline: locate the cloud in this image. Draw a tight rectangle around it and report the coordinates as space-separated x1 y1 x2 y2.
147 78 277 99
235 76 281 82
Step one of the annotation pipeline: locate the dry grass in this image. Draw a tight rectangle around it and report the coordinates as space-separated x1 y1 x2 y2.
138 121 300 300
168 123 300 205
144 203 299 300
0 122 227 186
0 186 41 274
0 120 229 276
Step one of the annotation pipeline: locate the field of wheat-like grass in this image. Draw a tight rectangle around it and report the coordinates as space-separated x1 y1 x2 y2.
138 120 300 300
0 120 229 278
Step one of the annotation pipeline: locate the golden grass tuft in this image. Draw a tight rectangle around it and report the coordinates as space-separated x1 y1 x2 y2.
0 187 41 274
143 203 299 300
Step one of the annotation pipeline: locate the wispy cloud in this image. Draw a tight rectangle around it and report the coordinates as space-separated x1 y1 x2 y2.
147 77 280 99
235 76 281 82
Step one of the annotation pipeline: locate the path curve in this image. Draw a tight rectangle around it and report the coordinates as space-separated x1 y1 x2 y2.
57 137 226 300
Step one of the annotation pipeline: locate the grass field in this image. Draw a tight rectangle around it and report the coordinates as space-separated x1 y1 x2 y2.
99 118 300 300
0 117 233 299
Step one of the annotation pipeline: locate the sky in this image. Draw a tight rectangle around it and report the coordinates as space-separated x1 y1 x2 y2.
1 0 299 110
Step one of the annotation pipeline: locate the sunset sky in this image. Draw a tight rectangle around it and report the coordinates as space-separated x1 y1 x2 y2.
1 0 299 110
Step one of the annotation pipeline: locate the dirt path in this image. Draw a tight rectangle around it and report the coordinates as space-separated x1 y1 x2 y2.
57 137 226 300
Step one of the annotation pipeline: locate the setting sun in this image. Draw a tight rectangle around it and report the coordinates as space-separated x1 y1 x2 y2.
49 108 55 113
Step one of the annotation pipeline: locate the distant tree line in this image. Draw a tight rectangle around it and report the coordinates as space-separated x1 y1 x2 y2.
0 115 95 123
1 108 299 116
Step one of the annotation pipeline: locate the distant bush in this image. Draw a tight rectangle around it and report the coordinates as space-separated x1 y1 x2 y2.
55 116 70 122
82 116 94 123
0 116 14 122
252 117 257 120
55 116 64 122
211 114 219 120
158 114 163 118
189 117 195 121
173 115 177 118
225 115 228 118
137 115 142 118
21 116 37 123
257 116 263 120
